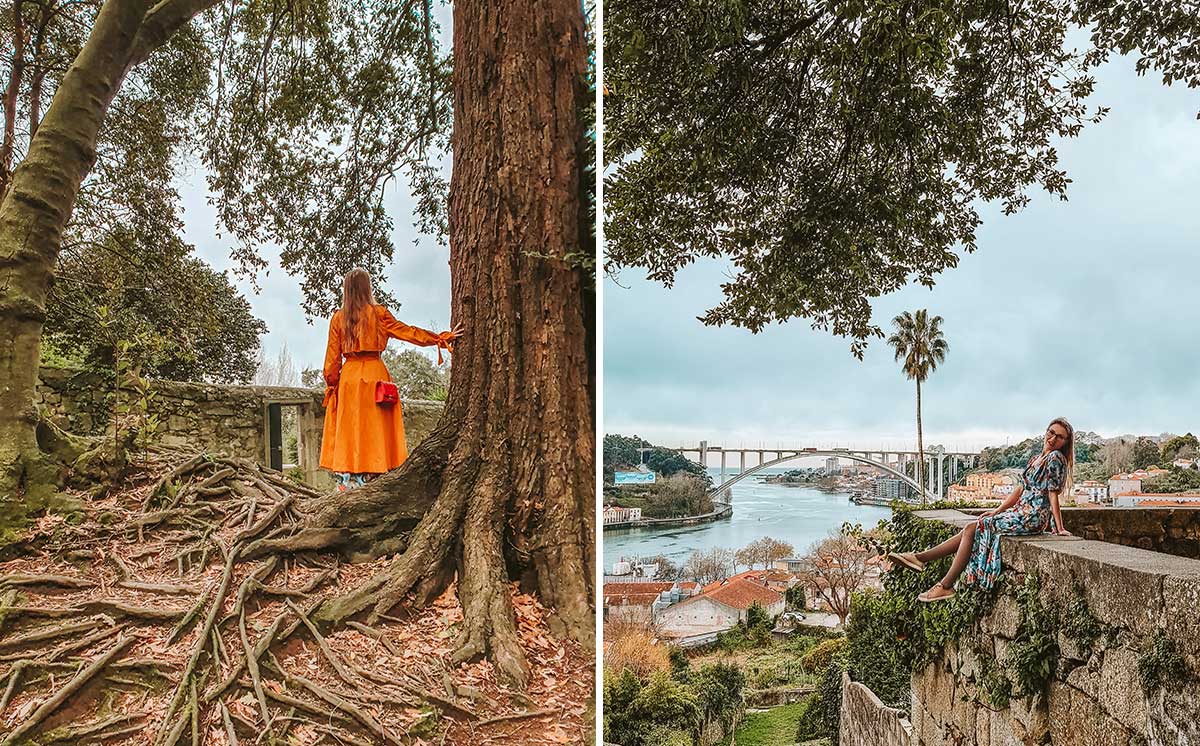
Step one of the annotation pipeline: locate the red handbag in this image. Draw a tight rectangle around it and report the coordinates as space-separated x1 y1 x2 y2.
374 381 399 406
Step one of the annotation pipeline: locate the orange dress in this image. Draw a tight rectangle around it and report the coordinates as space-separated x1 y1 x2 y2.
319 305 452 474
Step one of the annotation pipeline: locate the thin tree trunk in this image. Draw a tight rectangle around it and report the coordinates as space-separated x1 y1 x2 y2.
916 378 925 505
0 0 27 198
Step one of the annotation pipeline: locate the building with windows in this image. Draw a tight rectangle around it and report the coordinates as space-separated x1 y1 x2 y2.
655 576 785 638
1074 480 1108 505
602 505 643 525
874 476 912 501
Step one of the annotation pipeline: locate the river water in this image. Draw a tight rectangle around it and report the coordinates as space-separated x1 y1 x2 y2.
603 468 894 571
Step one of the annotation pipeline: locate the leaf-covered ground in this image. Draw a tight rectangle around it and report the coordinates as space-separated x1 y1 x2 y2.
0 452 593 745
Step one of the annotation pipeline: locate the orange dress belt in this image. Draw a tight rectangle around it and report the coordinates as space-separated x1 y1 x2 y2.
344 351 382 360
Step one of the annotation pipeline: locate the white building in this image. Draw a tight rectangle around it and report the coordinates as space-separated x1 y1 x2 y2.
602 505 643 525
1074 480 1108 505
603 581 699 624
655 577 785 638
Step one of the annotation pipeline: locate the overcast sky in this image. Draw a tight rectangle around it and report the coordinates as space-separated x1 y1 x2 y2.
603 55 1200 454
179 10 456 380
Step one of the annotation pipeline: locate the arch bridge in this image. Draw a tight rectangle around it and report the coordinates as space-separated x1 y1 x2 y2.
670 443 982 502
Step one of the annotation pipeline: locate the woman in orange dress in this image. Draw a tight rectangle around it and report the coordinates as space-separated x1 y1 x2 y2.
320 268 461 491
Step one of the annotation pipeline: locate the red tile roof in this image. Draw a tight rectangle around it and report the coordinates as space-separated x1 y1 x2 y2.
701 569 792 595
602 582 700 607
690 577 783 611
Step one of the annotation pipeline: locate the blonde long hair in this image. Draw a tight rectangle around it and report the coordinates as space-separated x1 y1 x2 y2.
341 268 376 350
1049 416 1075 497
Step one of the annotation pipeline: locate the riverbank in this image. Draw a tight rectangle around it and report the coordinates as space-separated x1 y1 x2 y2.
603 471 893 569
602 500 732 530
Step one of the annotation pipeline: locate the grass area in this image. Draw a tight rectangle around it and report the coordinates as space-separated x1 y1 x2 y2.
692 633 828 690
723 702 811 746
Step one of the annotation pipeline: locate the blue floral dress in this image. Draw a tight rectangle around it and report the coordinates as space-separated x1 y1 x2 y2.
960 450 1066 590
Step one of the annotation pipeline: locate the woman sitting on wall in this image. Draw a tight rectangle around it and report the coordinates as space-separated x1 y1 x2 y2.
888 417 1074 601
320 268 461 492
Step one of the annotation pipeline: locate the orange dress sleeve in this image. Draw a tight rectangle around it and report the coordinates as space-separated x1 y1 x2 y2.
378 307 454 363
323 314 343 389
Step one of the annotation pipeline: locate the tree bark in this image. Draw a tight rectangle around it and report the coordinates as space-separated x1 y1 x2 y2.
302 0 594 687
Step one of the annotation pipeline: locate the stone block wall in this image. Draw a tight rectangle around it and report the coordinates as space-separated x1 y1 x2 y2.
35 366 443 489
1063 507 1200 560
908 509 1200 746
840 671 913 746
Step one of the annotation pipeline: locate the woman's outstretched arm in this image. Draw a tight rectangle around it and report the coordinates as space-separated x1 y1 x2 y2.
378 307 460 362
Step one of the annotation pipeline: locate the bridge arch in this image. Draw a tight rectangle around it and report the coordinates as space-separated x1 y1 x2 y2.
707 451 924 499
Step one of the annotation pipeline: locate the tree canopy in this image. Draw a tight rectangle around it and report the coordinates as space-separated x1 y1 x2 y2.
43 232 265 383
605 0 1200 355
2 0 451 323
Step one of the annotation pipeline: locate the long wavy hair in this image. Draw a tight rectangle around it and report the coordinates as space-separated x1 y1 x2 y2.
341 268 376 350
1048 416 1075 497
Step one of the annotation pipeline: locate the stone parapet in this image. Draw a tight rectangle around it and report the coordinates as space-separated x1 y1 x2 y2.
840 671 914 746
909 509 1200 746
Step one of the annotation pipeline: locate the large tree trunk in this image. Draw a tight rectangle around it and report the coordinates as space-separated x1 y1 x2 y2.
0 0 153 515
300 0 595 687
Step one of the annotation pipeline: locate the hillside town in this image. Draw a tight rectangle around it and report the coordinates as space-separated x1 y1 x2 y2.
945 460 1200 507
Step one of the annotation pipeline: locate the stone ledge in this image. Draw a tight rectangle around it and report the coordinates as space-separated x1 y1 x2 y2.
917 509 1200 663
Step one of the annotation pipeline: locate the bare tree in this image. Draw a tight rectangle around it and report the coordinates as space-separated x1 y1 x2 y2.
793 532 871 624
1100 439 1135 475
735 537 795 570
682 547 735 585
253 342 298 387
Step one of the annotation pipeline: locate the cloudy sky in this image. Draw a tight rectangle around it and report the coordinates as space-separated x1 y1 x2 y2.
603 55 1200 454
178 11 456 380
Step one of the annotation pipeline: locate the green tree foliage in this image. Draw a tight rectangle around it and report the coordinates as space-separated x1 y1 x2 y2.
382 349 450 401
1132 436 1161 470
800 637 847 675
690 662 746 738
886 310 947 501
605 0 1200 356
644 448 707 480
668 646 691 682
640 473 714 519
604 433 652 480
603 668 702 746
1161 433 1199 464
1143 467 1200 494
981 438 1041 472
785 583 807 611
44 241 267 384
2 0 450 319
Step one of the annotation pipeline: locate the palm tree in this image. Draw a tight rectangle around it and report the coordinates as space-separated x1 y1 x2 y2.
887 310 948 505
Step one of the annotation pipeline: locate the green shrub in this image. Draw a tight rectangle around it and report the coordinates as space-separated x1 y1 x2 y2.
794 693 823 742
801 637 847 674
604 669 700 746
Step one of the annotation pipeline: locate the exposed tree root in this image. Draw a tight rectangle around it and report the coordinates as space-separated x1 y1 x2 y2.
0 451 592 744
